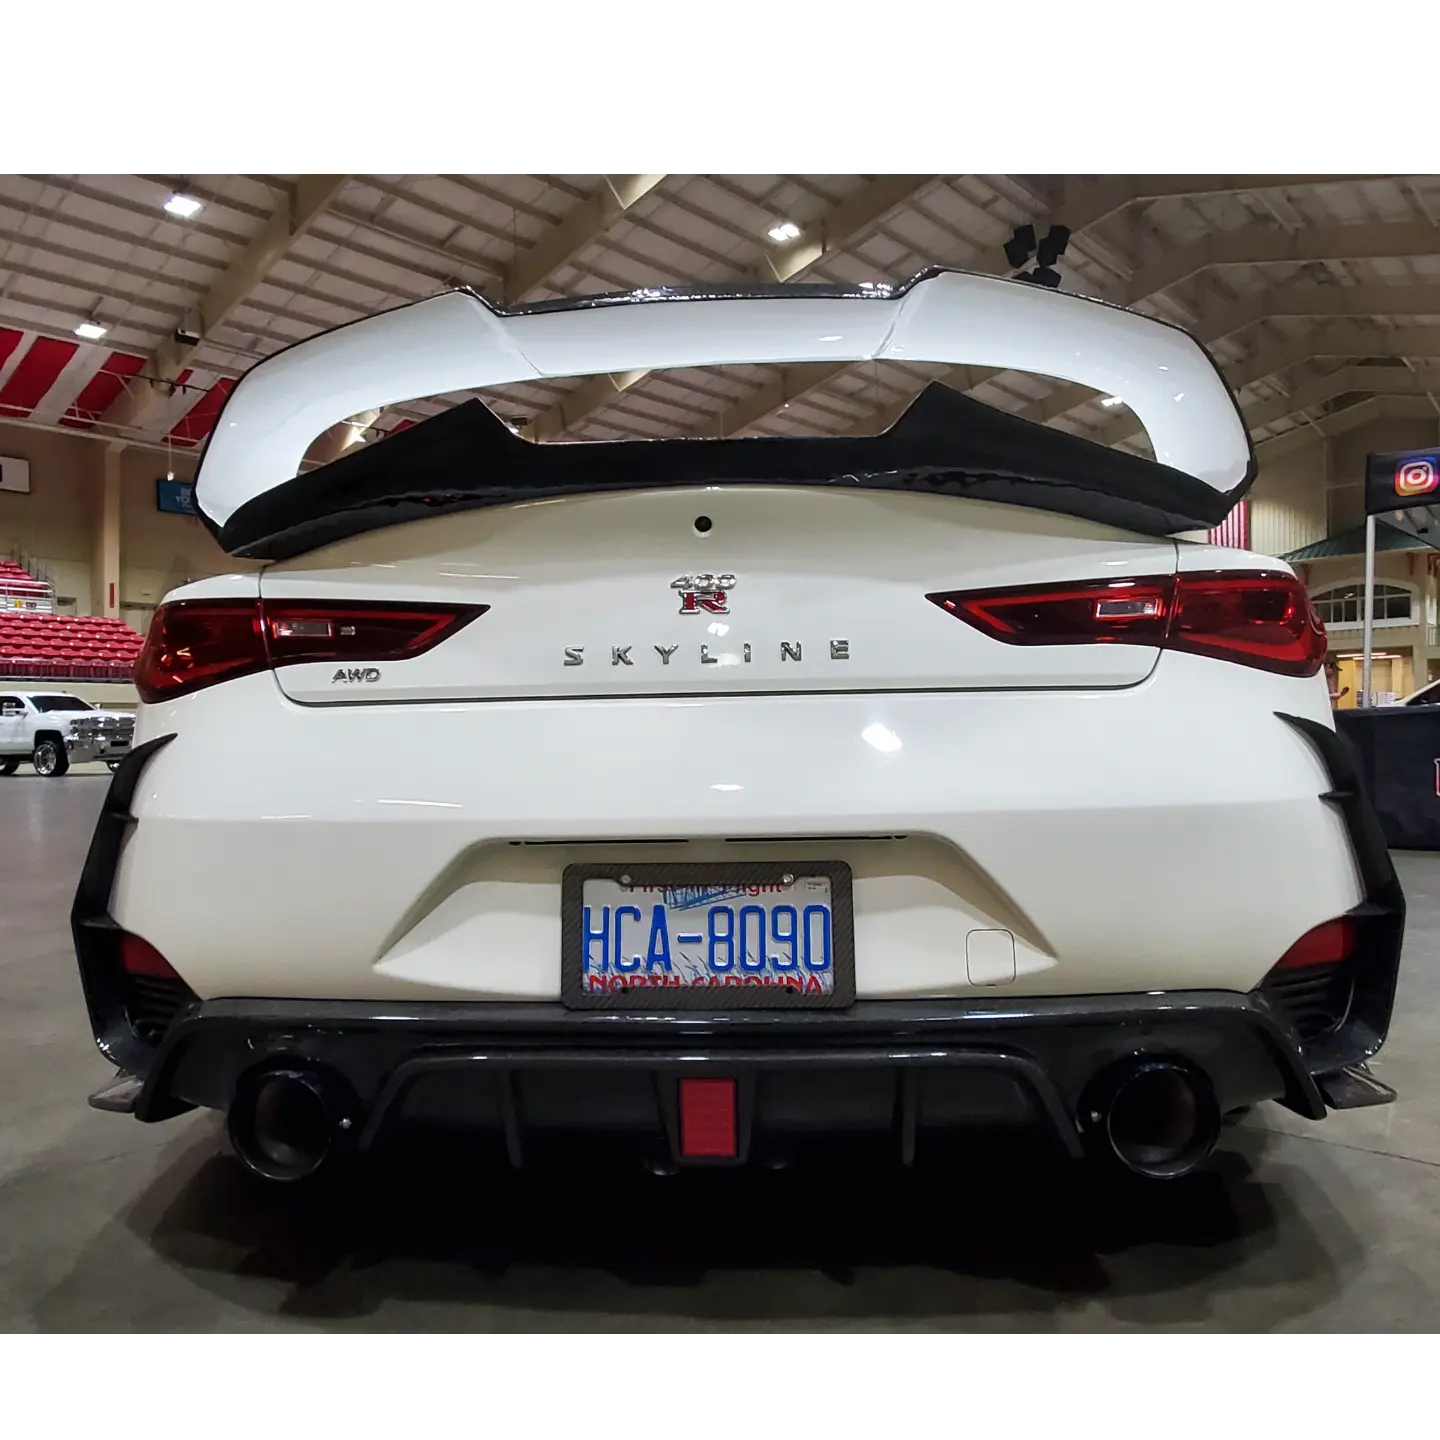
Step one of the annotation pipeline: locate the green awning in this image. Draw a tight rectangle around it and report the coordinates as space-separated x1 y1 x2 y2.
1281 519 1440 562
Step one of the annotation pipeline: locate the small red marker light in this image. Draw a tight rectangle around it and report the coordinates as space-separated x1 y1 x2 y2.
679 1078 737 1158
1273 917 1356 971
119 932 180 980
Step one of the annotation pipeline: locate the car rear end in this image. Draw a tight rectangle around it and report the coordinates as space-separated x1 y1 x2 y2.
71 271 1404 1182
74 486 1402 1179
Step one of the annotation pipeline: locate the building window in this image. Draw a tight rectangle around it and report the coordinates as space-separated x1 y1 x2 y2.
1312 582 1413 626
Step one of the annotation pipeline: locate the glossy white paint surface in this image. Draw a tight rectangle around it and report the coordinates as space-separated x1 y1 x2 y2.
194 271 1252 529
112 641 1350 1007
259 490 1179 704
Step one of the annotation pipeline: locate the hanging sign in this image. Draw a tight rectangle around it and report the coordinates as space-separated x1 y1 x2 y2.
1366 447 1440 515
156 478 198 515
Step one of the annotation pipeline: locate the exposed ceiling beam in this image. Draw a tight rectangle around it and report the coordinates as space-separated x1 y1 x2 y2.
703 363 852 438
843 297 1440 442
1256 394 1440 458
1240 364 1440 434
840 366 1000 438
102 175 350 432
523 174 937 442
503 175 666 307
1100 322 1440 447
755 174 934 284
1041 175 1402 244
694 178 1407 440
1200 284 1440 339
1119 221 1440 309
1016 282 1440 430
304 407 383 468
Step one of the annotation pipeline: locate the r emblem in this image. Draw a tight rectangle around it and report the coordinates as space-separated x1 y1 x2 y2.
672 572 735 615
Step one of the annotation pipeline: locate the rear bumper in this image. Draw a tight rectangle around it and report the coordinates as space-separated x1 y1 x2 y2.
133 990 1327 1162
111 660 1373 1004
74 702 1406 1162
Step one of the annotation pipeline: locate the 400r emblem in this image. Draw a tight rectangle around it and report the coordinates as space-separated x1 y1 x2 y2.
672 572 735 615
332 667 382 684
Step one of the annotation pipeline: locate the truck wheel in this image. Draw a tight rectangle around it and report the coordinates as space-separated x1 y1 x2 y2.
0 758 18 776
32 739 70 778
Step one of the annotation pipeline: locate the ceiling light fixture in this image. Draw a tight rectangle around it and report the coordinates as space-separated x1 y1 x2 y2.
73 320 108 341
767 220 802 243
164 192 204 220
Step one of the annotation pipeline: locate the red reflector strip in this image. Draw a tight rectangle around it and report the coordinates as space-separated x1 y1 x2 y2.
679 1078 737 1158
1274 917 1357 970
119 933 179 980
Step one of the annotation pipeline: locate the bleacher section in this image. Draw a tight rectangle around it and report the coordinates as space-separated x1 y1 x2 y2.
0 558 55 614
0 613 145 681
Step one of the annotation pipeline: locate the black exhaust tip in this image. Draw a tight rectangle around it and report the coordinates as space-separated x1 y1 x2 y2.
1080 1057 1221 1181
227 1064 358 1183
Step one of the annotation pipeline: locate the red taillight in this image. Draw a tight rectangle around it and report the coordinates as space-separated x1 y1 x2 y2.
927 569 1325 677
133 602 267 703
1272 917 1357 971
929 576 1174 647
134 599 486 702
1167 571 1326 677
260 602 485 666
120 933 180 980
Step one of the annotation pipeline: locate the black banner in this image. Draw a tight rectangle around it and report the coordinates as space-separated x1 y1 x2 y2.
1365 446 1440 516
1335 707 1440 850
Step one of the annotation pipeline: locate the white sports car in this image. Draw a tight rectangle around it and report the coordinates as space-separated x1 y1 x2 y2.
73 269 1403 1185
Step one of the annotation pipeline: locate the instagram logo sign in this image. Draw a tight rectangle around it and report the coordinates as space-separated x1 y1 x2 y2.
1395 457 1440 498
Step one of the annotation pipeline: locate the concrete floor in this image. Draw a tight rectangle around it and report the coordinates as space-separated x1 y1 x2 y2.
3 775 1439 1332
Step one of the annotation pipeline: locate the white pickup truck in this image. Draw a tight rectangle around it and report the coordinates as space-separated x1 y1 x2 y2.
0 691 135 777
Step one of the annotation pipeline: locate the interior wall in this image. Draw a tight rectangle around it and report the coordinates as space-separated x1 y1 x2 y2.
1249 433 1327 557
0 421 257 625
0 424 102 612
117 446 256 626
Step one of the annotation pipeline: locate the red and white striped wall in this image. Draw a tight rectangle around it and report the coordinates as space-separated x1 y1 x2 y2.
0 326 235 449
0 326 421 453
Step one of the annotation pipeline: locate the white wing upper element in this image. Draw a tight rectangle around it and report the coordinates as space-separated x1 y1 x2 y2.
194 270 1252 531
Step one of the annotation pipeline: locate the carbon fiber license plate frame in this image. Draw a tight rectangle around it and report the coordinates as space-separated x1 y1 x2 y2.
561 860 855 1011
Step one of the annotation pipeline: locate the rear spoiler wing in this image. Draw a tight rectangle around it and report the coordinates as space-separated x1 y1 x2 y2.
195 267 1254 546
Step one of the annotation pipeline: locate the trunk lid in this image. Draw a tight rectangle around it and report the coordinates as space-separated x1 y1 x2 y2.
260 487 1177 705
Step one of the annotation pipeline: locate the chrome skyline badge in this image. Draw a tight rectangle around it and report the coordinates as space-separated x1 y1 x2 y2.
672 572 735 615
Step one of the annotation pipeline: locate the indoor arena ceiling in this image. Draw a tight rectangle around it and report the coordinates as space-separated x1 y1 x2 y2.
2 173 1439 464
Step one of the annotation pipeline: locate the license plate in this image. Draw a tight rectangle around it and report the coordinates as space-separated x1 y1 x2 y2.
561 861 854 1009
